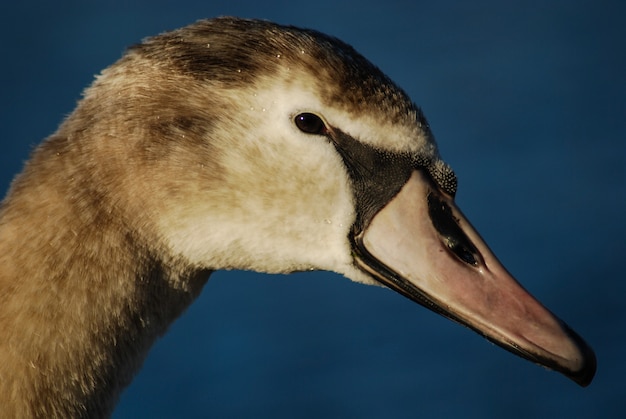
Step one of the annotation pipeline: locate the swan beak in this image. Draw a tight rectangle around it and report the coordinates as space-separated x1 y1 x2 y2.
352 170 596 386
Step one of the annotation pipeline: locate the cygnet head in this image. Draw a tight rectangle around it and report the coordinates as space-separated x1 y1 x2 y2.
77 17 444 282
76 17 591 385
0 17 595 416
55 16 596 383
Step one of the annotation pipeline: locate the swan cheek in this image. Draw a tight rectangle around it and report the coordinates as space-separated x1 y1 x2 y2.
152 145 358 275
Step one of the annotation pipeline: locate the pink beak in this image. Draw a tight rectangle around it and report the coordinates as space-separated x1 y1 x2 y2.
352 170 596 386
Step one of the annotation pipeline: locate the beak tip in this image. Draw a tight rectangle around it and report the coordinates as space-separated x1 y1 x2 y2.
564 325 597 387
570 353 596 388
568 355 596 388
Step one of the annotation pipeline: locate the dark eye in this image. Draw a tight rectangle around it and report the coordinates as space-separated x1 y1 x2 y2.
294 113 326 135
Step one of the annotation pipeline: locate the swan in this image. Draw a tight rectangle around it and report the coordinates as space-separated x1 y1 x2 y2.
0 17 595 417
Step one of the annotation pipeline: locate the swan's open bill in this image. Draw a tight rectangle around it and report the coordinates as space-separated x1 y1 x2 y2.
0 17 595 417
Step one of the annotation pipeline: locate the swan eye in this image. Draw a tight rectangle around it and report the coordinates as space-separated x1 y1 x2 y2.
294 113 326 135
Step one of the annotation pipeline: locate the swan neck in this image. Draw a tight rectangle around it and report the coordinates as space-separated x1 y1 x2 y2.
0 149 209 416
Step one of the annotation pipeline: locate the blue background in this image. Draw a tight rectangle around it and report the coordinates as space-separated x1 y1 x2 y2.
1 1 624 418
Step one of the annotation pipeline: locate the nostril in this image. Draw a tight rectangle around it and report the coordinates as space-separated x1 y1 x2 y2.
427 192 479 267
446 238 478 266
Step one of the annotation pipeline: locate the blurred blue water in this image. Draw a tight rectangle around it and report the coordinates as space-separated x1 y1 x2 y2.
1 1 624 418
